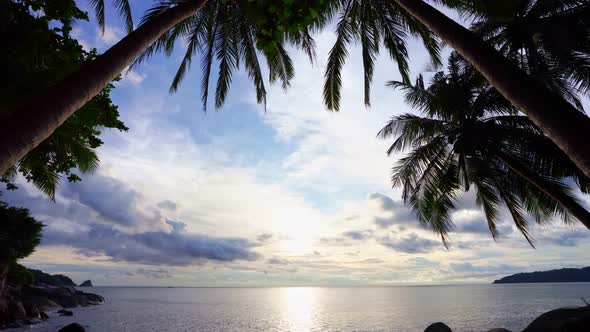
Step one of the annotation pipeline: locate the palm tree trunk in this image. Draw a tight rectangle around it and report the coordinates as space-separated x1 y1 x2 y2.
496 150 590 230
0 0 208 175
393 0 590 179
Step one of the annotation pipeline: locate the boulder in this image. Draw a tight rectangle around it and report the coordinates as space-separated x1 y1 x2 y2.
57 309 73 316
523 306 590 332
425 322 453 332
58 323 85 332
78 280 93 287
79 292 104 305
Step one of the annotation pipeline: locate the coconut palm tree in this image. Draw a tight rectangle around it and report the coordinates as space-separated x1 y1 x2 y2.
322 0 442 110
321 0 590 180
3 0 590 181
469 0 590 110
130 0 315 110
378 54 590 245
0 0 320 175
89 0 134 33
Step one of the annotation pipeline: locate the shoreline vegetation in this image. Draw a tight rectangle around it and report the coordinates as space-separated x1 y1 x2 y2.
494 267 590 284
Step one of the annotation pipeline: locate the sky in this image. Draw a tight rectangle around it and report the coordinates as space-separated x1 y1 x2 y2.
3 0 590 287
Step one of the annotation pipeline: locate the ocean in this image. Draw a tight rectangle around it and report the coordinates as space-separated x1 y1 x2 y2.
14 283 590 331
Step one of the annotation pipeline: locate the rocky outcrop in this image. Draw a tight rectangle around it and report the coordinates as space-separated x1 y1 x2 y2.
425 322 452 332
421 307 590 332
78 280 93 287
1 285 104 329
522 306 590 332
58 322 86 332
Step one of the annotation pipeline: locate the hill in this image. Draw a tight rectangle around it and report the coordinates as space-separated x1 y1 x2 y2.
28 269 77 287
493 267 590 284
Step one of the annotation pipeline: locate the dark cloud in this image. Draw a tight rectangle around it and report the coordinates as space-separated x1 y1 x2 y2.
379 234 441 254
61 174 145 227
256 233 274 243
342 230 373 241
157 200 177 211
452 211 513 236
42 221 259 266
368 193 416 229
165 220 187 233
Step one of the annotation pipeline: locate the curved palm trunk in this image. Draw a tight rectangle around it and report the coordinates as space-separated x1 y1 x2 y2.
0 0 208 175
393 0 590 179
496 150 590 230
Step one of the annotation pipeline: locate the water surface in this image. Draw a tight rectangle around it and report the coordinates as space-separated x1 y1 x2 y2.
17 283 590 331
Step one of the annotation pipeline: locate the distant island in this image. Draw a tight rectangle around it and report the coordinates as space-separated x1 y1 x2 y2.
493 267 590 284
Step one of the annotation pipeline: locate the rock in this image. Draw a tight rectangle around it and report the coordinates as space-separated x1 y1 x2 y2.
39 311 49 320
23 302 40 319
523 306 590 332
425 322 453 332
78 280 93 287
8 300 27 320
487 329 512 332
79 292 105 305
58 323 85 332
57 309 73 316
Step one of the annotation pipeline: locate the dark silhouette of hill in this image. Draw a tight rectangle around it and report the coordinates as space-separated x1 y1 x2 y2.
493 267 590 284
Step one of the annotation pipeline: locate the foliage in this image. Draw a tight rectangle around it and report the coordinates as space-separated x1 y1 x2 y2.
132 0 317 111
0 202 43 265
320 0 443 111
467 0 590 109
6 262 34 286
88 0 134 33
0 0 128 198
236 0 328 52
379 53 590 245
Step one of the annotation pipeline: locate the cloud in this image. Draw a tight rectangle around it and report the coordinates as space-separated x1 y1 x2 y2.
342 230 373 241
451 209 513 236
135 268 172 279
157 200 177 211
98 26 123 45
540 230 590 247
165 220 187 232
123 70 146 86
256 233 274 243
60 174 146 227
368 193 416 228
267 257 291 265
379 234 441 254
41 221 260 266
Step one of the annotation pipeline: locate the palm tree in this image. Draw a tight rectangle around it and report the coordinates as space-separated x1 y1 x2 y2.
470 0 590 110
378 54 590 245
0 0 316 175
0 0 208 176
322 0 442 111
3 0 590 180
322 0 590 180
130 0 315 110
89 0 134 33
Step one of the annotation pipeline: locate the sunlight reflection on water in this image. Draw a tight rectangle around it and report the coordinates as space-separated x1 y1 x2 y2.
283 287 316 331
